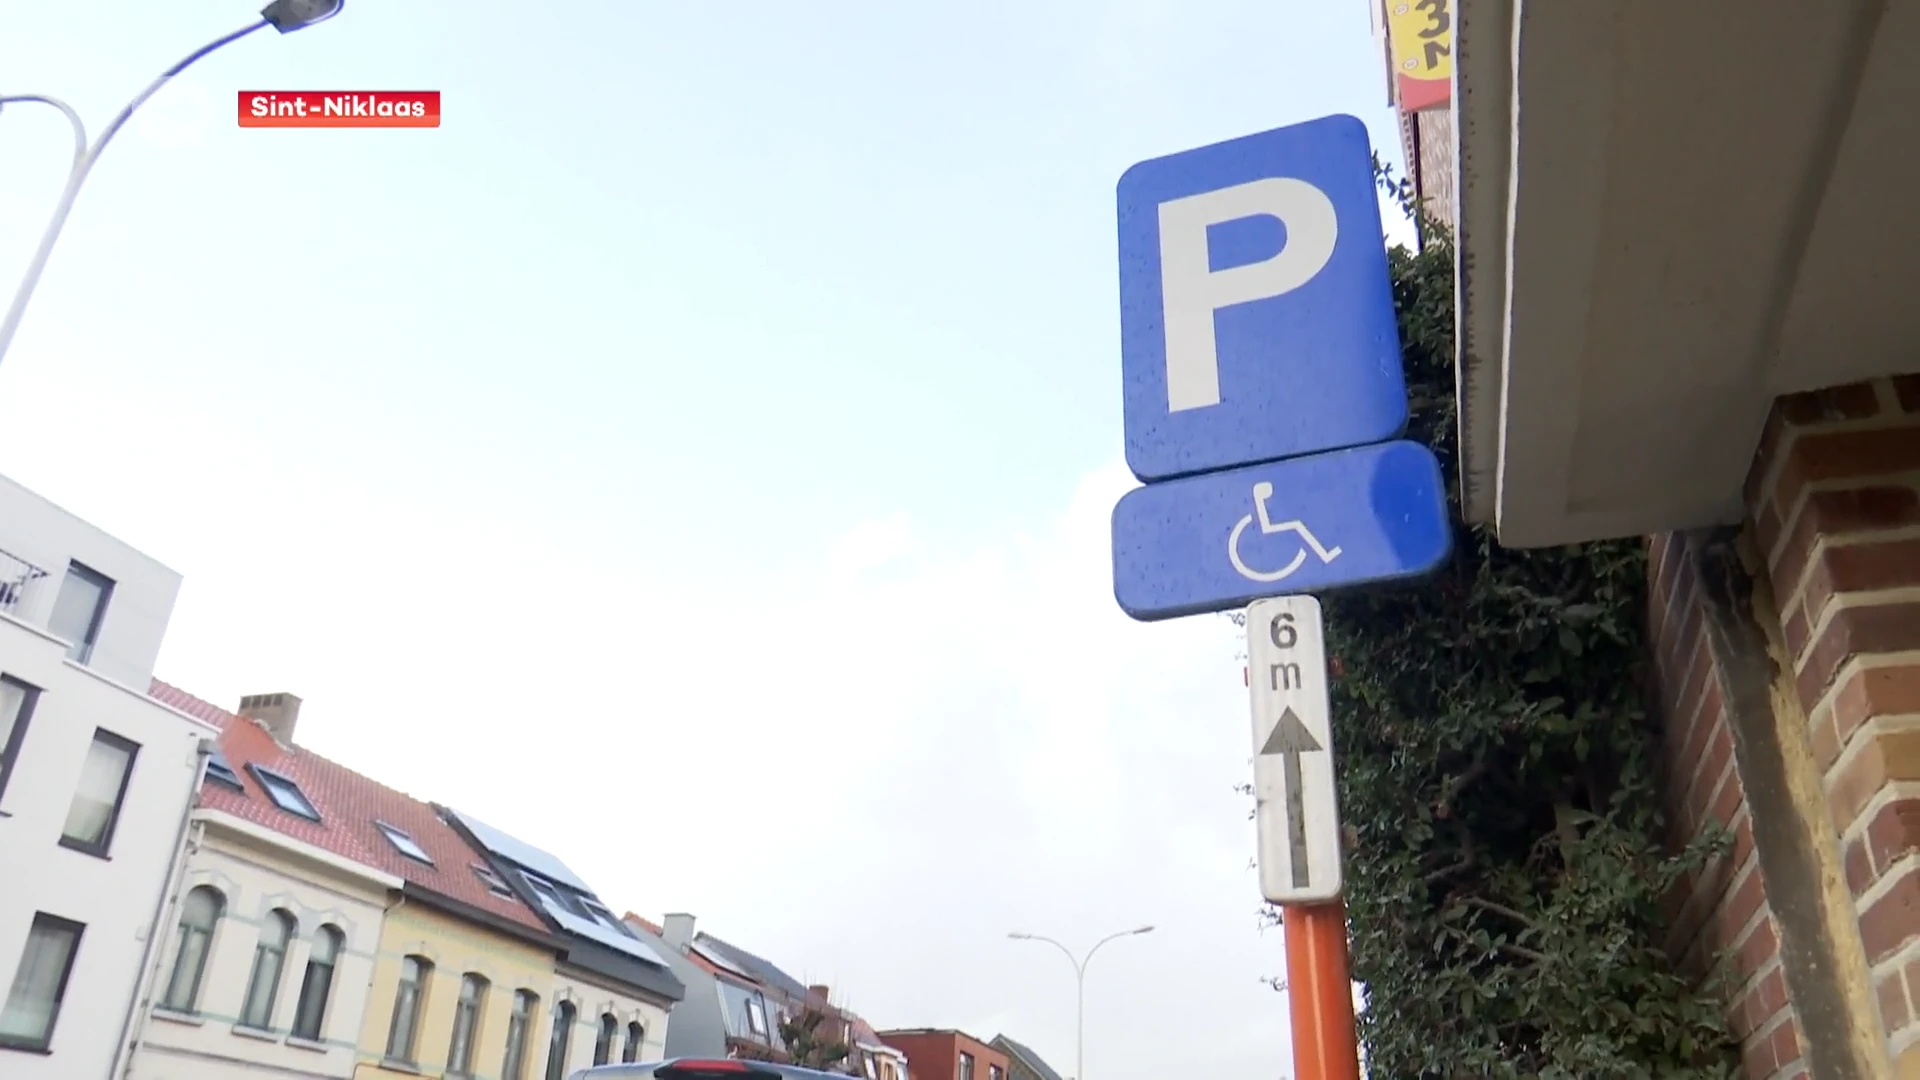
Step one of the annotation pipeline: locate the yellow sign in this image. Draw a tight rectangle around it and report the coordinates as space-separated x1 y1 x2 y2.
1385 0 1453 111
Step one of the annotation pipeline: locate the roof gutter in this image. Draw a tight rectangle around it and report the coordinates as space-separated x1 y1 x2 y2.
399 879 567 953
193 807 404 890
1452 0 1516 526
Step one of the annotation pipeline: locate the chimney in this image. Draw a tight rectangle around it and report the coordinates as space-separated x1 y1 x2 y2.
662 912 696 951
238 692 303 747
809 984 831 1004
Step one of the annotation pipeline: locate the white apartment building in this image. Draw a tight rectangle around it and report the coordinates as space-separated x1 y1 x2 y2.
0 474 214 1080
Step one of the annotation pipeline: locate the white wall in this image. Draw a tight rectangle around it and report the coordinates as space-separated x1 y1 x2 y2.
127 814 394 1080
551 967 673 1074
0 473 181 691
0 618 211 1080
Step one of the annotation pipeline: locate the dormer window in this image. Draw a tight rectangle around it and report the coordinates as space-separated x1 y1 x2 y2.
580 897 625 932
248 764 319 821
473 863 514 898
524 873 571 911
205 751 243 792
746 997 769 1038
377 821 433 864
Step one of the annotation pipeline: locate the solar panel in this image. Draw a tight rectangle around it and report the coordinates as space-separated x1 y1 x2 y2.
537 895 672 968
698 935 810 998
445 808 592 892
690 940 756 980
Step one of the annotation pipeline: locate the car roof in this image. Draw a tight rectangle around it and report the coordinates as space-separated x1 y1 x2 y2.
574 1061 851 1080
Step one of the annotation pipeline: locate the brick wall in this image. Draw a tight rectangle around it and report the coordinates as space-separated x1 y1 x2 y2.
1414 108 1455 229
1651 533 1808 1079
1395 106 1456 235
1747 375 1920 1067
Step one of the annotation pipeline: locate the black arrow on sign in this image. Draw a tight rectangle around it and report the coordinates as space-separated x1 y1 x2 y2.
1260 707 1323 889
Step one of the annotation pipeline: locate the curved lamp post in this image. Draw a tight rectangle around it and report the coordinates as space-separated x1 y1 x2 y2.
1007 925 1153 1080
0 0 344 372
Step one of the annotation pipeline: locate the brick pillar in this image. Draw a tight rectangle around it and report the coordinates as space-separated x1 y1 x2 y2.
1651 533 1805 1078
1749 375 1920 1068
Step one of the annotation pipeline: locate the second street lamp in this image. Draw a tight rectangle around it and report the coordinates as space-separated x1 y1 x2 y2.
0 0 345 374
1007 925 1153 1080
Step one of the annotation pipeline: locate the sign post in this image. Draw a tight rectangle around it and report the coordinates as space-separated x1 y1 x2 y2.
1284 899 1361 1080
1110 113 1449 1080
1246 597 1359 1080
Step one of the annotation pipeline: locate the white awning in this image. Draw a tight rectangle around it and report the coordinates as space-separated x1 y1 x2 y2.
1455 1 1920 546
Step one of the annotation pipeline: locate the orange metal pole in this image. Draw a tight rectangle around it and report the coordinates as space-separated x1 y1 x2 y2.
1283 899 1360 1080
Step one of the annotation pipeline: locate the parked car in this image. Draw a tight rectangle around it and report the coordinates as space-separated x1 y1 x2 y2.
573 1060 851 1080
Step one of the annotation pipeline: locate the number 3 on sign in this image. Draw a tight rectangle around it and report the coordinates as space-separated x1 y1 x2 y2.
1388 0 1453 79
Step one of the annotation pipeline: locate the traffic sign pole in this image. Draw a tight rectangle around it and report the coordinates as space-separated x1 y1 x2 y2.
1110 114 1421 1080
1283 899 1360 1080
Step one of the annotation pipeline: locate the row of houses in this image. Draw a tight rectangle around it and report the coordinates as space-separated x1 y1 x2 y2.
0 474 1068 1080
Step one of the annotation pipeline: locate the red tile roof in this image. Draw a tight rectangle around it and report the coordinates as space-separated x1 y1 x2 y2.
151 679 551 937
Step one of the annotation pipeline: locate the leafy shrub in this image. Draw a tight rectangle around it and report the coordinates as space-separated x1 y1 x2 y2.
1247 168 1739 1078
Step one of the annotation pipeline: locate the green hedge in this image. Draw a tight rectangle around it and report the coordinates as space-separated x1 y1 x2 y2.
1254 170 1740 1078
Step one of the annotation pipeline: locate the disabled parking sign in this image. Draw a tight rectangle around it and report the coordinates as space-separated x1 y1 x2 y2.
1109 115 1453 620
1112 441 1451 621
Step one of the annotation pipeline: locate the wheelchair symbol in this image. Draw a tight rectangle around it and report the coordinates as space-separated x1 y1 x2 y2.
1228 482 1343 583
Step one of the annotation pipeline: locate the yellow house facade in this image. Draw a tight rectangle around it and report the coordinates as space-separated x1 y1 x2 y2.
354 894 561 1080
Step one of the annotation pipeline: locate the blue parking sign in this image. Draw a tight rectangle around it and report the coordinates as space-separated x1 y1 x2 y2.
1117 114 1407 482
1111 440 1452 621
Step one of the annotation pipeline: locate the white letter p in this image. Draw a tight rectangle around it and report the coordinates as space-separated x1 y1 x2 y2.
1155 178 1338 413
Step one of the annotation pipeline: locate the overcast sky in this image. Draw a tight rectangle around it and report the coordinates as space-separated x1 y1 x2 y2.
0 2 1409 1077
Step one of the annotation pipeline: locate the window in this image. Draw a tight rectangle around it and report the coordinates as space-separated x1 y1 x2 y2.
385 955 431 1063
745 997 768 1038
593 1012 617 1065
525 874 567 911
444 972 488 1074
474 863 514 898
161 886 224 1013
623 1021 644 1063
0 914 83 1051
59 729 139 856
0 676 38 805
865 1053 879 1080
502 990 538 1080
240 909 295 1029
48 561 112 664
248 765 319 821
291 924 342 1040
580 898 621 930
959 1052 975 1080
990 1066 1004 1080
544 999 575 1080
204 751 243 791
376 821 434 863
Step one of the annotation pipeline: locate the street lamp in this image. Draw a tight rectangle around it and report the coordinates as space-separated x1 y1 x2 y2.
0 0 344 372
1007 925 1153 1080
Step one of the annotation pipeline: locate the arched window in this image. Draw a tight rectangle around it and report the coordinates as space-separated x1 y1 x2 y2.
161 886 223 1013
239 909 295 1029
447 973 489 1075
544 1000 576 1080
623 1020 645 1063
385 955 432 1064
291 925 342 1040
593 1012 618 1065
502 989 538 1080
